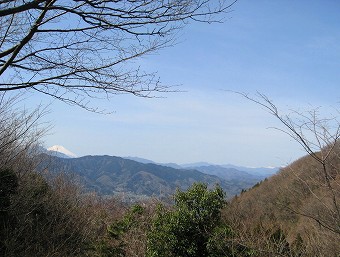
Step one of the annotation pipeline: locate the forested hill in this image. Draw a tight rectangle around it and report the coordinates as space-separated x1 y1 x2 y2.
225 146 340 255
37 154 248 199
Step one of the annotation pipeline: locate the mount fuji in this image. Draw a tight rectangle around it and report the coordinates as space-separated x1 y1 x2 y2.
47 145 77 158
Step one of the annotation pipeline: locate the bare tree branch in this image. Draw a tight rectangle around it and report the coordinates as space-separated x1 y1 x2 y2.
0 0 236 111
232 91 340 235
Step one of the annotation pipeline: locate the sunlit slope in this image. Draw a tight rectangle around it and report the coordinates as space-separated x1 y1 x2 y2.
227 146 340 255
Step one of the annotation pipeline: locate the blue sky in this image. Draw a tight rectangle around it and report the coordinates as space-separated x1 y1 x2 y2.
37 0 339 167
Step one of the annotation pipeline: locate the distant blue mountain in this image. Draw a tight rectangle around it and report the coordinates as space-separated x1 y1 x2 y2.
125 156 155 164
221 164 279 176
121 157 279 195
39 152 277 200
181 162 214 168
38 154 240 199
37 154 276 200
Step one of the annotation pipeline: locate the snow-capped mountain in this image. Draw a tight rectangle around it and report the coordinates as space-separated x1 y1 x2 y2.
47 145 77 158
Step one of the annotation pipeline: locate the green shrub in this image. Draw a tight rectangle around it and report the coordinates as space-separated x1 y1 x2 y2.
146 183 235 257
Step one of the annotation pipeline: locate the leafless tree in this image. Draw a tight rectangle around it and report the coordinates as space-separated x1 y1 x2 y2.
0 0 235 112
234 91 340 235
0 93 100 256
0 92 48 171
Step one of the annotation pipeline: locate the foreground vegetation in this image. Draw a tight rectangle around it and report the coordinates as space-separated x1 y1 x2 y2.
1 156 339 256
0 95 339 256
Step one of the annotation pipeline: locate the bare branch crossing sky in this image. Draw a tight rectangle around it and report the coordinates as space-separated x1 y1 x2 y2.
35 0 339 167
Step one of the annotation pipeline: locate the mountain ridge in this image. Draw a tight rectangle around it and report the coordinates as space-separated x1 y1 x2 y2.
46 145 278 175
125 157 278 176
38 153 271 200
38 154 233 199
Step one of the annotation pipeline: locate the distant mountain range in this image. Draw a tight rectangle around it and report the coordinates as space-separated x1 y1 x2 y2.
125 157 278 177
39 146 278 200
39 154 231 199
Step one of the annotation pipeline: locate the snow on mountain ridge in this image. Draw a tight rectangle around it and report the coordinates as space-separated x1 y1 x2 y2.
47 145 77 158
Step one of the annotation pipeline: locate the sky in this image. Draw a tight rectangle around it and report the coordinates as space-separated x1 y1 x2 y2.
28 0 340 167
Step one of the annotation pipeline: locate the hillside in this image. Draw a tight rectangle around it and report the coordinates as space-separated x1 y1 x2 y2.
225 146 340 255
38 154 246 199
187 165 266 192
